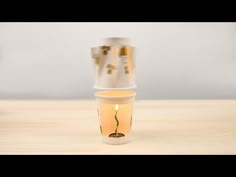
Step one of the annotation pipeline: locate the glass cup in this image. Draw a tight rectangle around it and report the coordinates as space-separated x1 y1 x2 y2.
95 90 136 145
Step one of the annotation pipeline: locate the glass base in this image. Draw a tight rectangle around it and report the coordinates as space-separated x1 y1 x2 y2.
102 135 130 145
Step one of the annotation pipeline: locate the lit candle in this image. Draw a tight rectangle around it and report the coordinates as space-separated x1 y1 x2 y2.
95 91 136 145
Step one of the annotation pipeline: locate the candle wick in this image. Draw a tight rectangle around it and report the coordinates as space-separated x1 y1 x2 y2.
114 110 119 135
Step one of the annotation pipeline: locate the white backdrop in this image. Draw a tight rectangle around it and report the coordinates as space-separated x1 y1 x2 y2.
0 22 235 99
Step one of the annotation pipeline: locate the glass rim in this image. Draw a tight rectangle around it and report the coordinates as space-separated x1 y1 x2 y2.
95 90 136 99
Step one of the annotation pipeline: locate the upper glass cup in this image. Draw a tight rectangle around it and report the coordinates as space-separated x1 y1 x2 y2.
91 37 136 90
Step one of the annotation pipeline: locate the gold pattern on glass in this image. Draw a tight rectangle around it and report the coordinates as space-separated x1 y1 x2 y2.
100 125 103 134
126 47 134 81
119 47 127 57
101 46 111 56
112 46 119 87
124 66 129 74
130 115 132 127
107 69 112 74
106 64 116 75
97 109 99 117
95 57 100 64
103 50 107 55
91 48 100 65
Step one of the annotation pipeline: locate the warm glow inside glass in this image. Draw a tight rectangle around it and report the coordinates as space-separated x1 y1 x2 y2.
95 91 136 145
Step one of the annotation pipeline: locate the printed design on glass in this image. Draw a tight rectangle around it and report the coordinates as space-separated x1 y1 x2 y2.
91 44 135 89
97 108 103 134
91 48 100 65
106 64 116 74
97 108 99 117
100 125 103 134
119 47 127 57
124 65 129 74
93 46 134 74
101 46 111 55
120 47 130 74
109 104 125 138
95 58 100 64
130 115 132 128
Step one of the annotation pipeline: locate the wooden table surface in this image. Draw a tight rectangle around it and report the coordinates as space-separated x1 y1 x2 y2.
0 100 236 154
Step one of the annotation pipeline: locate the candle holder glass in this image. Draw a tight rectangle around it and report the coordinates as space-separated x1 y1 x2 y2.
95 90 136 145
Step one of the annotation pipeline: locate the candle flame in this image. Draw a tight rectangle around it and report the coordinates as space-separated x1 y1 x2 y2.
115 104 119 111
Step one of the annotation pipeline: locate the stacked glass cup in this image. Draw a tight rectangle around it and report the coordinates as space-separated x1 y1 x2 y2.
91 37 136 145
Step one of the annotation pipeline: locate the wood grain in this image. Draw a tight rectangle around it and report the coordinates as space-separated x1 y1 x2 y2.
0 99 236 154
